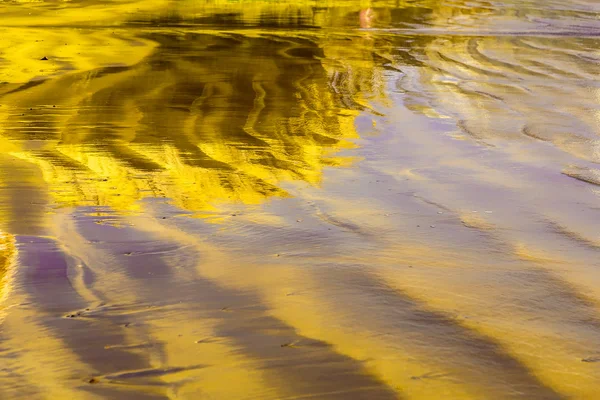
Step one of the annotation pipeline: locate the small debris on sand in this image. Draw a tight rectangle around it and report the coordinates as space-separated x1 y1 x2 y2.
582 357 600 363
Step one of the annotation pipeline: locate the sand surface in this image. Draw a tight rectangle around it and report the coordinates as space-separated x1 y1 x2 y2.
1 1 599 399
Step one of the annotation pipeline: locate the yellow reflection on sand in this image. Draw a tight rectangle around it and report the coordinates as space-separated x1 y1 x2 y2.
0 31 372 217
1 1 600 399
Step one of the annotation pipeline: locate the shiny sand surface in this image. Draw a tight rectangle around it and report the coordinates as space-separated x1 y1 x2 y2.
0 1 600 399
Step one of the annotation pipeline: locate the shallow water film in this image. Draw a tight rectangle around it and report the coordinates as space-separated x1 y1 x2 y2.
0 1 599 399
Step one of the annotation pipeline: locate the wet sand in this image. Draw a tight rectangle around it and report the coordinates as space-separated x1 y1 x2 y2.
1 1 600 399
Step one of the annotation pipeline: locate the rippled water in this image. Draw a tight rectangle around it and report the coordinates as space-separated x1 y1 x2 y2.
0 1 599 399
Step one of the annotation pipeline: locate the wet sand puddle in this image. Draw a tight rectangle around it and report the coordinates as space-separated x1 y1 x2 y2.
0 1 599 399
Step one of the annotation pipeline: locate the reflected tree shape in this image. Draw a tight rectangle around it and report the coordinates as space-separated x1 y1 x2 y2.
0 32 373 214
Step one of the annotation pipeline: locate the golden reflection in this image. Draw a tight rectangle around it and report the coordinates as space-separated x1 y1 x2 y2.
2 1 600 400
0 0 169 27
0 28 158 84
0 31 373 216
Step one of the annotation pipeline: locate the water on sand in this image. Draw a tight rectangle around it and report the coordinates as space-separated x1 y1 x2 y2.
0 1 599 399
